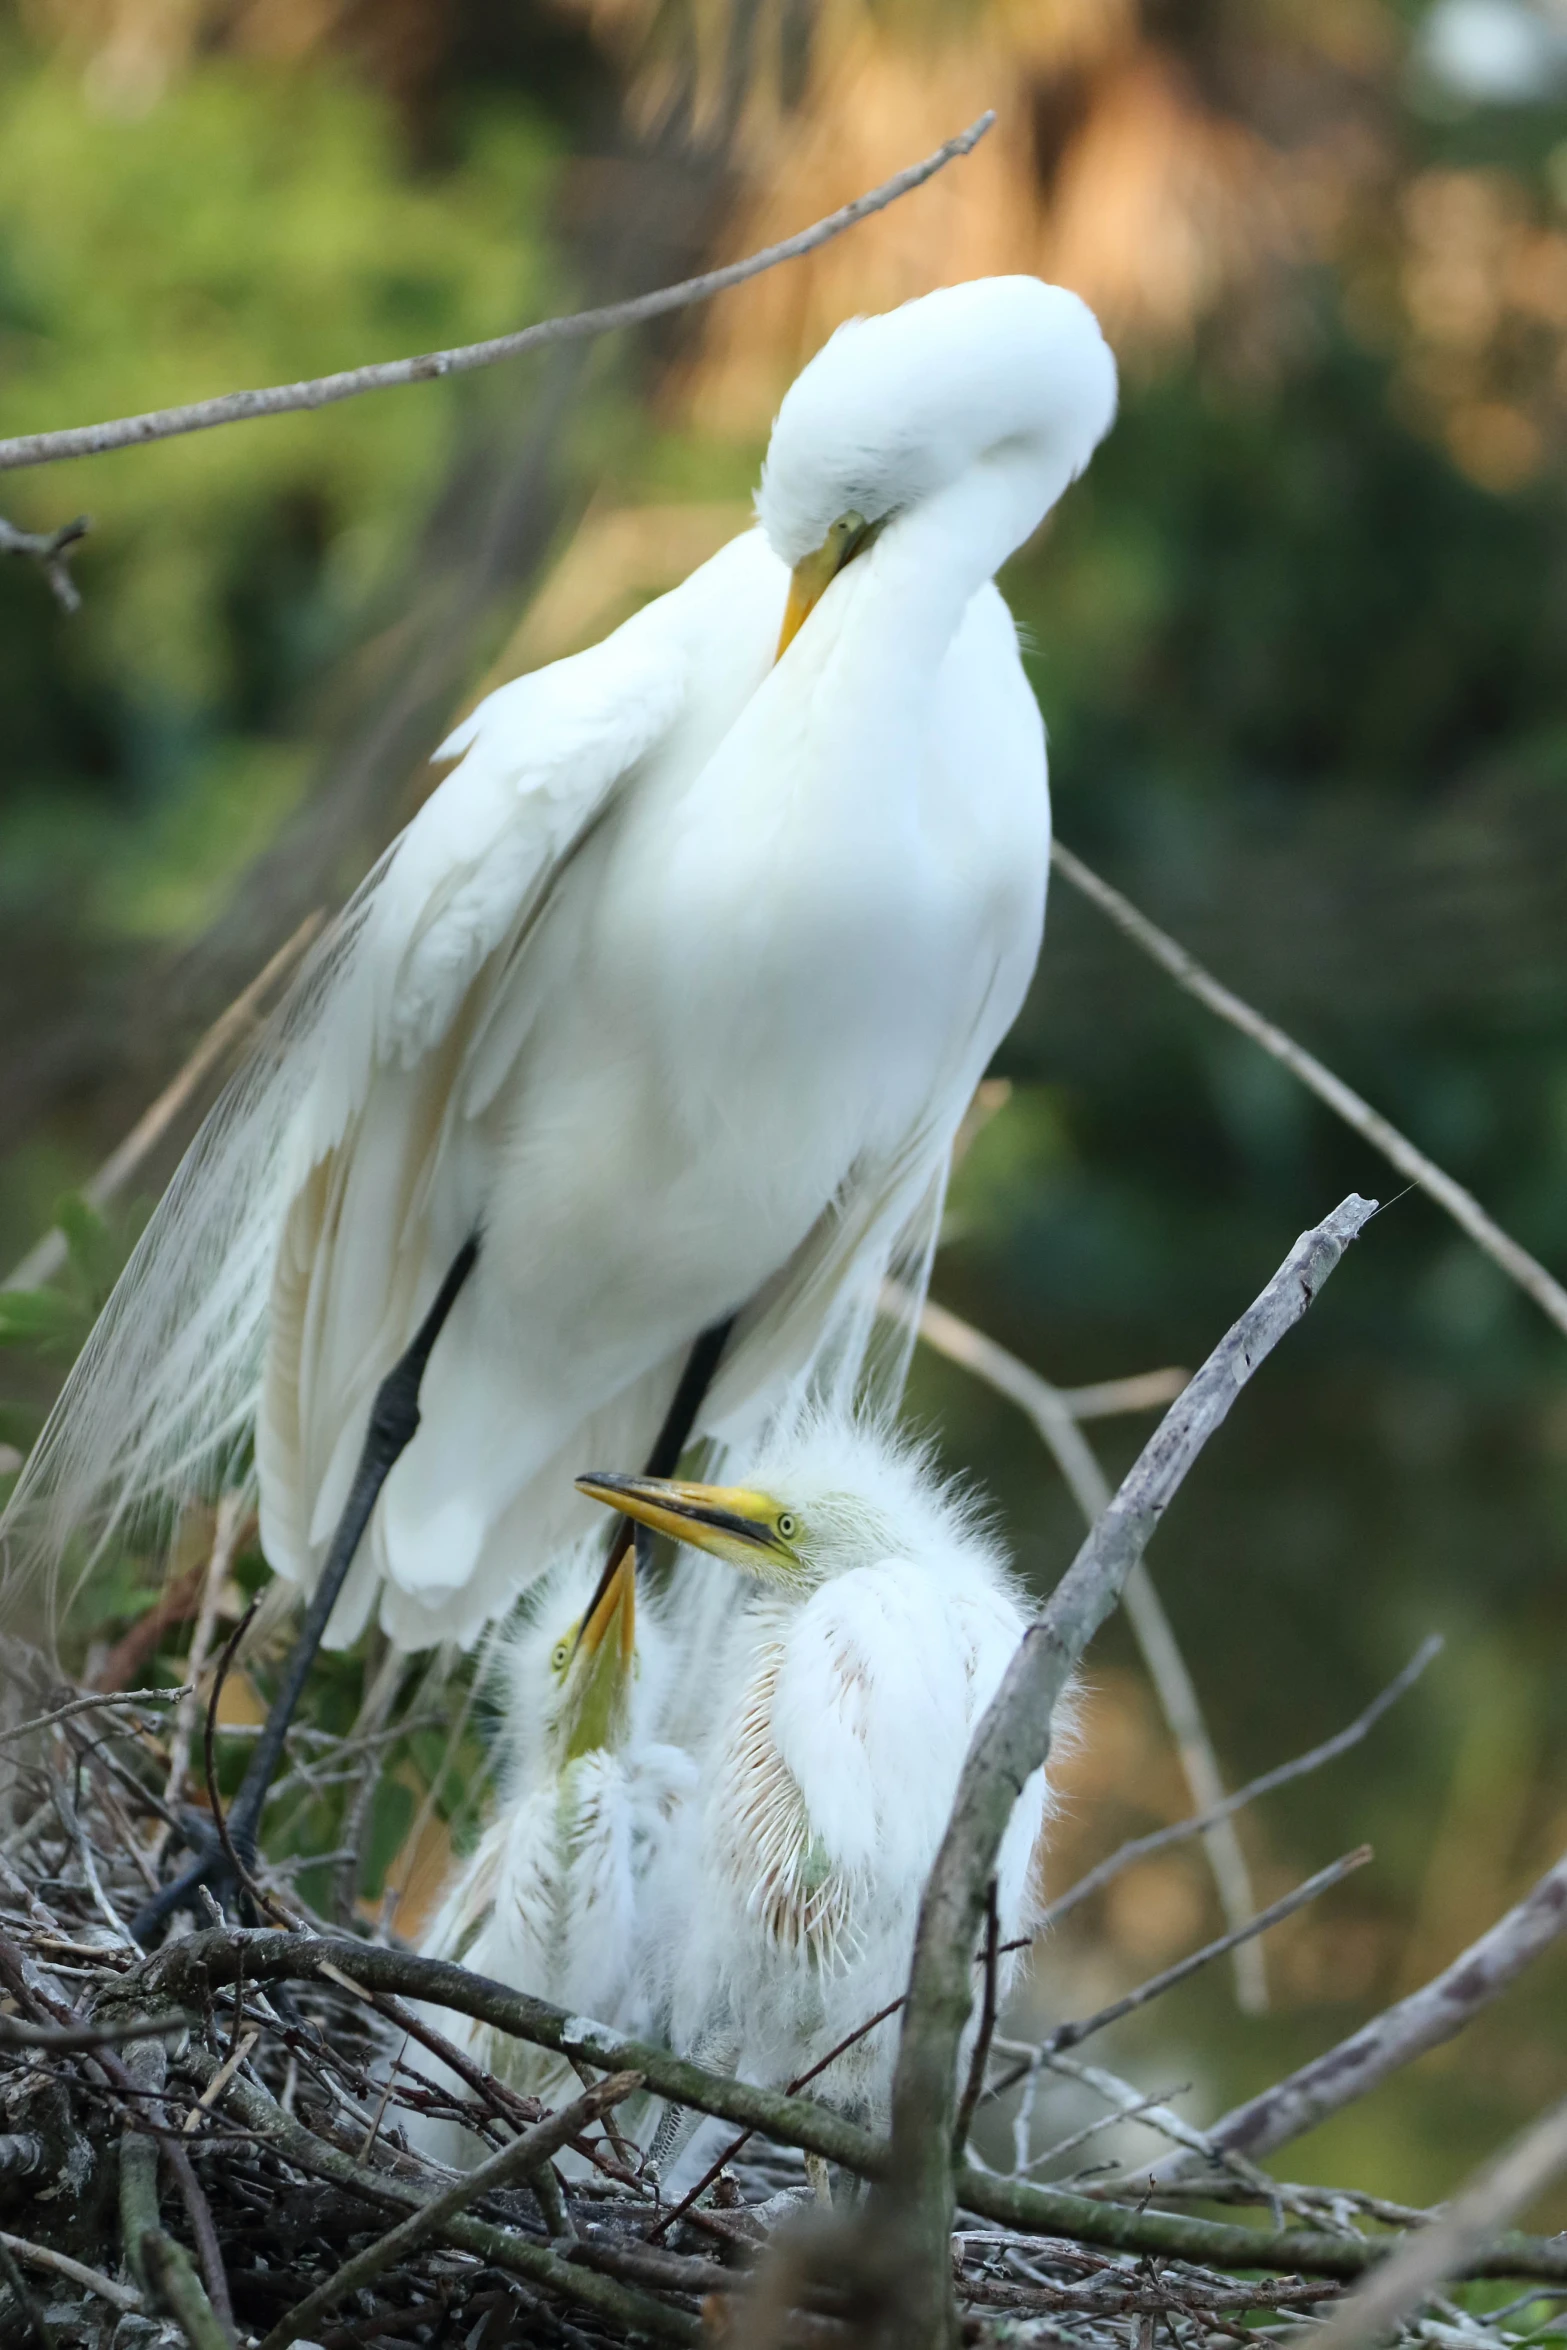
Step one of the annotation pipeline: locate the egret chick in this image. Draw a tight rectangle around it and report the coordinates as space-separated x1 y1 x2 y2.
408 1540 693 2165
578 1416 1066 2181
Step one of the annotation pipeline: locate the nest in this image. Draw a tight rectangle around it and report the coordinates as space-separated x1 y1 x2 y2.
1 1672 1564 2350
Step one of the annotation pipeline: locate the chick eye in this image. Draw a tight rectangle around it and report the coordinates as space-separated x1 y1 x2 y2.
776 1512 798 1541
551 1640 570 1671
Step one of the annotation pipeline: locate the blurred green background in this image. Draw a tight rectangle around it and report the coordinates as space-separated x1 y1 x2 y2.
2 0 1565 2240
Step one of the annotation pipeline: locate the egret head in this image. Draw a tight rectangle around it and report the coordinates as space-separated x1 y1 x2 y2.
508 1542 639 1766
758 276 1118 653
577 1412 1004 1597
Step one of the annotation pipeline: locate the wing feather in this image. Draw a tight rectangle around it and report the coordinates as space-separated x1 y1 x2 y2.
2 559 721 1625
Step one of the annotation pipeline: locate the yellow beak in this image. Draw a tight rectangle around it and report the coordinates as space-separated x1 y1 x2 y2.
576 1471 787 1570
774 511 880 661
576 1540 636 1670
560 1542 636 1762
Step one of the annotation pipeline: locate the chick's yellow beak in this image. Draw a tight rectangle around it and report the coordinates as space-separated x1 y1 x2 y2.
576 1542 636 1670
576 1471 789 1571
561 1544 636 1762
775 509 879 661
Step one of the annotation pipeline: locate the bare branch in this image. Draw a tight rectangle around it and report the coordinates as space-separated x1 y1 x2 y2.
1052 837 1567 1343
254 2073 644 2350
0 2230 140 2314
899 1285 1266 2009
0 1686 188 1753
0 118 994 477
193 2049 699 2345
1304 2093 1567 2350
874 1195 1378 2348
1039 1634 1442 1930
990 1847 1373 2104
0 513 89 609
1138 1849 1567 2183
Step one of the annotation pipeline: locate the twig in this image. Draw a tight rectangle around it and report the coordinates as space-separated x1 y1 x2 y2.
3 912 322 1293
901 1285 1266 2011
195 2053 699 2343
0 513 89 610
164 1496 247 1809
0 1686 188 1752
1052 838 1567 1343
874 1195 1378 2348
256 2074 643 2350
0 2231 140 2314
986 1849 1374 2103
1056 1369 1189 1419
1139 1849 1567 2183
0 2236 54 2350
200 1597 295 1929
0 118 994 476
953 1880 1000 2157
1305 2094 1567 2350
1037 1635 1442 1931
0 2010 186 2050
644 1991 911 2243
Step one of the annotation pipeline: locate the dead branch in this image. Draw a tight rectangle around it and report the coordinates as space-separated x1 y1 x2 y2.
1137 1848 1567 2183
1304 2093 1567 2350
1039 1633 1442 1929
0 1684 188 1751
989 1846 1373 2100
899 1283 1265 2011
873 1194 1378 2350
0 513 89 610
255 2073 644 2350
1052 838 1567 1343
0 119 993 477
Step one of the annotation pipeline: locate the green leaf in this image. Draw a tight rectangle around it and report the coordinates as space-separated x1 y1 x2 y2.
0 1285 89 1355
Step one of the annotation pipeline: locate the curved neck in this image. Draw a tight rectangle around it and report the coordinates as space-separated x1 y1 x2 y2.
834 439 1074 676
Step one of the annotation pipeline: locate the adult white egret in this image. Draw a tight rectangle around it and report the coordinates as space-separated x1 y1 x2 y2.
408 1538 693 2166
7 275 1115 1923
578 1413 1064 2184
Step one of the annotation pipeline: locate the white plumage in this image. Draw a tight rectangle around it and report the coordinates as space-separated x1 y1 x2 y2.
577 1412 1069 2182
408 1542 693 2164
6 274 1116 1657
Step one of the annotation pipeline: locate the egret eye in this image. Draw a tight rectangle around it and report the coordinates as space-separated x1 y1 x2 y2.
776 1512 798 1542
551 1639 571 1673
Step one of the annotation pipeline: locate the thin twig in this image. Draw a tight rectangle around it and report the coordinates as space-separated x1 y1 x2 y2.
0 1686 188 1753
1057 1369 1189 1419
1305 2094 1567 2350
874 1195 1378 2347
0 118 994 476
900 1284 1266 2011
986 1849 1374 2104
255 2074 643 2350
954 1880 1001 2157
1138 1849 1567 2183
3 912 323 1293
164 1497 248 1810
1036 1634 1442 1933
0 513 89 609
0 2231 140 2314
1052 838 1567 1342
196 2052 698 2343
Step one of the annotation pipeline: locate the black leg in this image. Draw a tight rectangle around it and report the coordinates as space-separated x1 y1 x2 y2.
572 1313 736 1649
131 1233 481 1943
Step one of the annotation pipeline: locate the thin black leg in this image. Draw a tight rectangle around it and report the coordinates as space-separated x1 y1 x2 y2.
573 1312 736 1647
131 1233 481 1943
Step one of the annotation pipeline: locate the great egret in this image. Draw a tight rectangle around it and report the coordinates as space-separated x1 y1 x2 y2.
8 276 1114 1925
578 1412 1063 2185
408 1538 693 2166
